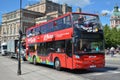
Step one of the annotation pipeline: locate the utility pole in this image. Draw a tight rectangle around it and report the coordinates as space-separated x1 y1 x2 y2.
17 0 22 75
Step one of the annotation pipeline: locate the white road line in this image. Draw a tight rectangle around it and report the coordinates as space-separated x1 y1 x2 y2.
107 71 120 74
106 63 120 67
91 73 104 75
91 71 120 76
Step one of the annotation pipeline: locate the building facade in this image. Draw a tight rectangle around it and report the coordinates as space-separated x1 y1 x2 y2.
26 0 72 23
110 5 120 28
0 25 1 45
1 9 43 43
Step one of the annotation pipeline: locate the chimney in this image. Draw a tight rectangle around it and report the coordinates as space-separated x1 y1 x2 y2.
62 3 67 14
76 7 82 12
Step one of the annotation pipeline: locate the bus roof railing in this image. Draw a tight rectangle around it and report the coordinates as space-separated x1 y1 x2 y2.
27 12 99 31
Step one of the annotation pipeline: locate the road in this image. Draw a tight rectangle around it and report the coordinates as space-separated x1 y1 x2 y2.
80 55 120 80
0 54 120 80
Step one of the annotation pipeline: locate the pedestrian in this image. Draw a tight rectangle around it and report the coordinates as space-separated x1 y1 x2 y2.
110 47 115 57
116 47 120 54
106 48 110 55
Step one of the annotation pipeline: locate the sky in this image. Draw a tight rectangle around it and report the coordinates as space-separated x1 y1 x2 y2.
0 0 120 26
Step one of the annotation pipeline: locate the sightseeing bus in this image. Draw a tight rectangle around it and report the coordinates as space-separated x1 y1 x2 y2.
26 12 105 70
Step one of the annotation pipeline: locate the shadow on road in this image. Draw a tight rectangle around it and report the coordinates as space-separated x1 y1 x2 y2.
60 66 118 74
1 55 119 76
23 62 119 75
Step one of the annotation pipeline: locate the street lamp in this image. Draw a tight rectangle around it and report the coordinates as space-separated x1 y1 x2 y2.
17 0 22 75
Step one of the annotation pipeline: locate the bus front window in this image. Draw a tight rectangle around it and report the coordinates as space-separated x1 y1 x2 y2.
72 14 102 32
75 39 104 54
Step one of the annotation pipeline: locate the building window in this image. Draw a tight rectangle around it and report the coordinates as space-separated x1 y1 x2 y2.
2 28 4 35
47 6 51 10
7 27 8 34
12 14 14 19
17 13 20 17
37 7 39 11
10 24 12 34
14 24 16 34
8 25 10 34
41 6 44 11
9 15 12 19
14 14 16 18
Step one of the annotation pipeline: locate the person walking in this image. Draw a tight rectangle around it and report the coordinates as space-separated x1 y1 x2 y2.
110 47 115 57
106 48 110 55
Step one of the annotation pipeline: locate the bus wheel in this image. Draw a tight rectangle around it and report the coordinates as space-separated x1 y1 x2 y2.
33 56 37 65
54 58 61 71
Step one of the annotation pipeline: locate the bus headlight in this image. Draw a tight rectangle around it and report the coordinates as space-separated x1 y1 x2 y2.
95 28 98 32
93 28 98 32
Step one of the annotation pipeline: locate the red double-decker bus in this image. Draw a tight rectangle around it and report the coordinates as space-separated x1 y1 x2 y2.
26 12 105 70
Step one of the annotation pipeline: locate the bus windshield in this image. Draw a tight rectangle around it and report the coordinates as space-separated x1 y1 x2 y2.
72 13 102 32
3 45 7 49
75 39 104 54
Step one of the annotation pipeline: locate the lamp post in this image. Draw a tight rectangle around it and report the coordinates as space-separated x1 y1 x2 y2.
17 0 22 75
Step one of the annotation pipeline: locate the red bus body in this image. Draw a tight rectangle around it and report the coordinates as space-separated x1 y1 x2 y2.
26 12 105 70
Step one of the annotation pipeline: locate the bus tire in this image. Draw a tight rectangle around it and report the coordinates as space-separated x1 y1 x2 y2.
33 56 37 65
54 58 61 71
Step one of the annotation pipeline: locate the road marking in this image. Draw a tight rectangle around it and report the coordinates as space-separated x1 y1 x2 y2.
91 70 120 76
105 56 120 61
106 63 120 67
91 73 104 75
107 71 120 74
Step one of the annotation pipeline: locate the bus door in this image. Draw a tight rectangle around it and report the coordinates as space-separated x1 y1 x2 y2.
65 40 73 69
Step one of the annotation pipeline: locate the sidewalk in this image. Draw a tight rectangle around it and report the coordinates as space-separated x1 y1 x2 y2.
105 54 120 60
0 56 90 80
0 57 22 80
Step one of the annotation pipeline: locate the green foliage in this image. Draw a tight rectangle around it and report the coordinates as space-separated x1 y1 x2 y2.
103 24 120 48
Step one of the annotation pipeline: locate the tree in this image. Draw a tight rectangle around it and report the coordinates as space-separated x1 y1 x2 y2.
103 24 111 48
103 24 120 48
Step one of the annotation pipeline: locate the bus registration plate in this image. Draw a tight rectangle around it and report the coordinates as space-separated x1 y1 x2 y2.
90 65 96 68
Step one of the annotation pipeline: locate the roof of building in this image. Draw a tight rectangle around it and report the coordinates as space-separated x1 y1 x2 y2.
111 5 120 16
2 9 44 17
112 12 120 16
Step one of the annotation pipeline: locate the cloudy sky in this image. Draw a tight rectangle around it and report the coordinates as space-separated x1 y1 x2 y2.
0 0 120 25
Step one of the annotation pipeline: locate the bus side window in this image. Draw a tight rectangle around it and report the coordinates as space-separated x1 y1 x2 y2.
65 40 72 57
46 42 55 55
36 27 41 35
54 40 65 53
37 43 41 55
63 16 71 28
27 30 30 37
53 21 58 31
40 43 46 56
28 29 35 37
41 25 47 34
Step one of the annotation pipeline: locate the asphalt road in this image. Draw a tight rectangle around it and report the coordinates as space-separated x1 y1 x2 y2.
0 54 120 80
78 55 120 80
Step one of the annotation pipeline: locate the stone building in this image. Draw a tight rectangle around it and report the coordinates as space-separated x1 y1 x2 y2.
110 5 120 28
0 25 1 45
1 9 43 43
26 0 72 23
